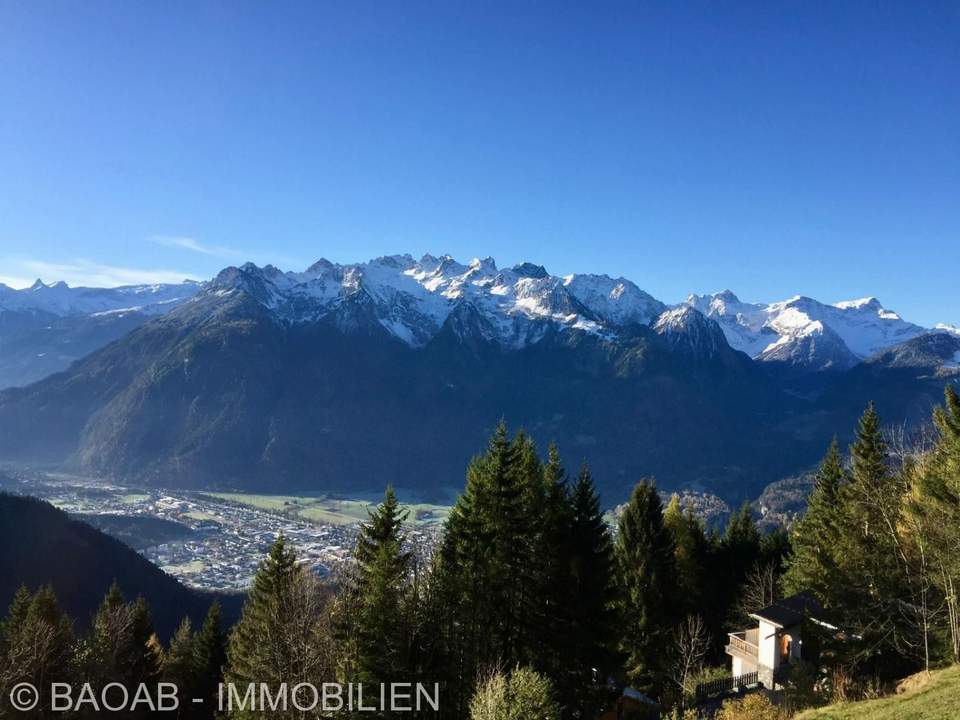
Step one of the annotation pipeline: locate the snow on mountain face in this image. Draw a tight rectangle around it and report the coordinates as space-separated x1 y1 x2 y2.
206 256 953 364
562 274 666 326
0 279 201 317
208 255 639 348
9 254 948 369
684 291 772 357
653 306 729 357
684 291 927 368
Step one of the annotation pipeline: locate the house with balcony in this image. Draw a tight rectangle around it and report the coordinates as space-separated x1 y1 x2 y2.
725 591 822 690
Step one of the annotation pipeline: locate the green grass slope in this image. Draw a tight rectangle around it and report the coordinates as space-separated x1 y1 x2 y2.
795 665 960 720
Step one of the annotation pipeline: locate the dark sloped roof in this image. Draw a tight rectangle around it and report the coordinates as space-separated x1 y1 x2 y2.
750 591 823 628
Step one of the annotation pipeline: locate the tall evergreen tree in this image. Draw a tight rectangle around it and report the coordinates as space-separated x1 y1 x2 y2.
527 444 572 693
784 439 847 603
163 618 198 713
615 479 677 694
565 464 618 719
435 421 534 713
506 431 546 665
0 585 31 656
343 485 413 685
842 403 903 599
832 403 914 675
226 535 334 719
724 502 760 559
193 602 227 718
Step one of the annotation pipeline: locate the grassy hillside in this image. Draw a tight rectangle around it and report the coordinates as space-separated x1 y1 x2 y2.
795 665 960 720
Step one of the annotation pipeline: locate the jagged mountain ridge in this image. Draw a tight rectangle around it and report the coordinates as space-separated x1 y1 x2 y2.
195 255 956 371
0 254 957 503
3 257 955 383
205 254 665 348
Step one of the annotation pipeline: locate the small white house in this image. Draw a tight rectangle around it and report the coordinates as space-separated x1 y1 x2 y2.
725 592 821 689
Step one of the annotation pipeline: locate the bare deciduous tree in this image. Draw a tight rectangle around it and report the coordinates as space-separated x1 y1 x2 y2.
669 615 709 709
735 561 780 627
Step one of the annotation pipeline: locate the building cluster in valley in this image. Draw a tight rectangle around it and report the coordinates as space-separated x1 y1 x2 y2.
0 470 442 591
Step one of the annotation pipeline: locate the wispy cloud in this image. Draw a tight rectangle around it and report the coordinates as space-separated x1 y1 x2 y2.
0 258 202 289
151 235 301 268
152 235 222 256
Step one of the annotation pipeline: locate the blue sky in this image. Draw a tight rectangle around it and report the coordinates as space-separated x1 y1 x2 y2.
0 2 957 325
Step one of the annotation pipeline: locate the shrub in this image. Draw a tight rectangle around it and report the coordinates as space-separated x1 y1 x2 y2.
469 665 559 720
716 693 789 720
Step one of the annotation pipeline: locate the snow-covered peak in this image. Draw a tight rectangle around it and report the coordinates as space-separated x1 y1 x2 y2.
935 323 960 337
834 296 880 310
654 306 704 332
0 279 202 317
564 274 666 326
653 306 730 357
683 290 927 371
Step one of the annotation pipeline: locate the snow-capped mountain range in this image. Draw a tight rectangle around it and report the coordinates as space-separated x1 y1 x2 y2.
2 254 956 374
682 291 954 371
2 254 958 499
0 278 200 316
205 254 959 371
207 254 666 348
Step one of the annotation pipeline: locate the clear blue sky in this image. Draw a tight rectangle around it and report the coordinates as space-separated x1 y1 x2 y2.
1 2 957 325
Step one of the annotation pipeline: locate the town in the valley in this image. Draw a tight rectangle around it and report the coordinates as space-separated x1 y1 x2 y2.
0 468 443 590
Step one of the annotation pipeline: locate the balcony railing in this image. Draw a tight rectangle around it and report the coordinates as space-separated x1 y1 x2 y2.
726 629 760 658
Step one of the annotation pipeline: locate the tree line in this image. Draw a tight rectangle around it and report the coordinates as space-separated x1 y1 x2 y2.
2 384 959 719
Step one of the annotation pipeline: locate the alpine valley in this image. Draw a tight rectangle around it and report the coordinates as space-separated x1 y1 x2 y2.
0 254 957 504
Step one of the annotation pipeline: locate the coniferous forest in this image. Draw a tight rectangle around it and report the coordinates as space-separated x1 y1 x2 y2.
2 386 960 719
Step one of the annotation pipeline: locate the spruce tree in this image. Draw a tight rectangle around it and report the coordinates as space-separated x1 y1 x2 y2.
226 535 298 692
0 585 31 655
565 464 618 719
783 439 846 603
193 601 227 715
615 479 677 694
842 403 902 601
433 423 542 715
345 485 412 685
516 433 552 667
163 618 197 709
724 502 760 558
355 485 409 566
226 535 334 719
833 403 913 676
717 502 762 630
